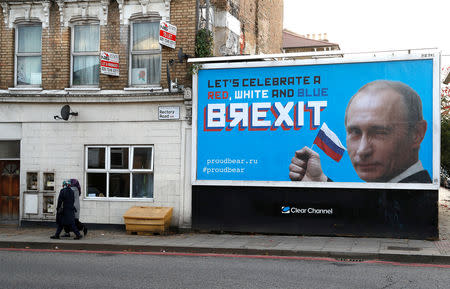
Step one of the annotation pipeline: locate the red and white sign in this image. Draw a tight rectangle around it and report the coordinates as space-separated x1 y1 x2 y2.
159 21 177 49
100 51 119 76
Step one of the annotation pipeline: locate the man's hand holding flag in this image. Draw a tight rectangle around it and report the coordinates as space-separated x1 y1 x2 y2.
289 123 346 182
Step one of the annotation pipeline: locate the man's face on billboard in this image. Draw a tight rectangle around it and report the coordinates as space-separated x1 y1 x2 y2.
345 89 414 182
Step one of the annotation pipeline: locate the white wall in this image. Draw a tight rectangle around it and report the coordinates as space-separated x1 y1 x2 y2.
0 100 192 226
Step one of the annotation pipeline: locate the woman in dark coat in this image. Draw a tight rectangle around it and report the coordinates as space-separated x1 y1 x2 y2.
62 179 88 237
50 180 82 240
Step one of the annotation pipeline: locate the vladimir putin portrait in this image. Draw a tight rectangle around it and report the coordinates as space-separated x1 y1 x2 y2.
289 80 431 183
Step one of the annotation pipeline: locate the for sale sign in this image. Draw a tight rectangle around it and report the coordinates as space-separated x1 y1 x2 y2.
100 51 119 76
159 21 177 49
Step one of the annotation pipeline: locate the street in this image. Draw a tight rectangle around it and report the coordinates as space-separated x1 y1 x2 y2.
0 249 448 289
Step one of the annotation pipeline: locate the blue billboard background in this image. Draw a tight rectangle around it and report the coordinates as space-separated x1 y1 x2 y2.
196 59 434 183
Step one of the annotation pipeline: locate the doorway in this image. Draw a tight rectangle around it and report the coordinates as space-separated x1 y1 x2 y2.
0 160 20 223
0 140 20 224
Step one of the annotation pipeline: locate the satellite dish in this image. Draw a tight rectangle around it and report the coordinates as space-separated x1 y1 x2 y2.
177 48 190 63
61 105 71 120
54 105 78 121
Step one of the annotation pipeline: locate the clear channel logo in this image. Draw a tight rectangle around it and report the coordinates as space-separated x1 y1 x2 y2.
281 205 333 215
281 206 291 214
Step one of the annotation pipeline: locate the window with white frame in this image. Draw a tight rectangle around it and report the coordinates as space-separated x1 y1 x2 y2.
85 146 154 199
130 21 161 86
72 24 100 86
15 24 42 86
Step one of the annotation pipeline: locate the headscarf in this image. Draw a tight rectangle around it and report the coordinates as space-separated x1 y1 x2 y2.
62 180 71 188
70 179 81 196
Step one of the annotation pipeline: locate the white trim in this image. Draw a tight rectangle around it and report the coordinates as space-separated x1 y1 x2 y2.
8 88 43 92
188 48 440 63
191 72 198 184
124 86 162 91
64 87 101 92
85 145 154 199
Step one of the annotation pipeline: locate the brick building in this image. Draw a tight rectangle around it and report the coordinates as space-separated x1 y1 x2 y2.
0 0 283 228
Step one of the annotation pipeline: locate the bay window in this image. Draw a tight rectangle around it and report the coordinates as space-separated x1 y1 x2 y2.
15 24 42 86
85 146 154 199
72 24 100 86
130 21 161 86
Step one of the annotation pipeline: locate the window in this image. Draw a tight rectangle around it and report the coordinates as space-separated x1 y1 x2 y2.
130 21 161 86
15 24 42 86
72 24 100 86
85 146 154 199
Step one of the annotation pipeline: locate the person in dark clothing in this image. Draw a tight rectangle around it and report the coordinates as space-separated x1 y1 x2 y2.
50 180 82 240
62 179 88 237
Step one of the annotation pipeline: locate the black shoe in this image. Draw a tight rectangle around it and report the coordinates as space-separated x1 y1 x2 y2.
74 235 82 240
50 235 60 239
83 227 88 236
62 233 70 237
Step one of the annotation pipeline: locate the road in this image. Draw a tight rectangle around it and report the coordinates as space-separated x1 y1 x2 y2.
0 249 449 289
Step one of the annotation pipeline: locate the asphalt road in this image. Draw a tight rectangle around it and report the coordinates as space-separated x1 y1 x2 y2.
0 250 449 289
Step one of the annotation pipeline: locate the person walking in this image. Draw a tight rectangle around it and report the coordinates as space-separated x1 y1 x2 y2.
62 179 88 237
50 180 82 240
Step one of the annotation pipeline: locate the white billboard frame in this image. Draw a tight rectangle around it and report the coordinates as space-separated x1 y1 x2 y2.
191 52 441 190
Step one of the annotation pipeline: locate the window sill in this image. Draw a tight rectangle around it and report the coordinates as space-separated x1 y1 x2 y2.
83 197 154 202
8 87 43 93
65 87 101 93
124 86 162 92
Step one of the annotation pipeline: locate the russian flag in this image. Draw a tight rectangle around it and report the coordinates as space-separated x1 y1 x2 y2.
313 123 346 162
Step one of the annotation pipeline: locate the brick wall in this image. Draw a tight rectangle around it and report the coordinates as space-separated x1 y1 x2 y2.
99 1 127 90
1 1 197 90
238 0 257 54
1 1 283 90
162 0 196 88
0 5 14 89
257 0 283 54
206 0 283 55
240 0 283 55
41 2 70 90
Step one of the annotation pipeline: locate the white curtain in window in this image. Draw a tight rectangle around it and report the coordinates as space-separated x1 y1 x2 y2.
74 25 99 52
18 25 42 53
17 56 41 85
132 55 161 85
73 56 99 85
133 22 159 51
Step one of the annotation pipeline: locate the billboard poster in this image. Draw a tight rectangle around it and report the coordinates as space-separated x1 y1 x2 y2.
193 56 439 188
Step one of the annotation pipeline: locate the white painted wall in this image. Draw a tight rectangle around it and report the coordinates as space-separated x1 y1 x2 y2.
0 99 192 227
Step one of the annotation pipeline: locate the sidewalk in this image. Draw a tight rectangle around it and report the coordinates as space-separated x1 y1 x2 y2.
1 187 449 265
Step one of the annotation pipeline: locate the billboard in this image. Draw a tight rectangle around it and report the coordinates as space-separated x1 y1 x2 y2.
193 55 440 189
